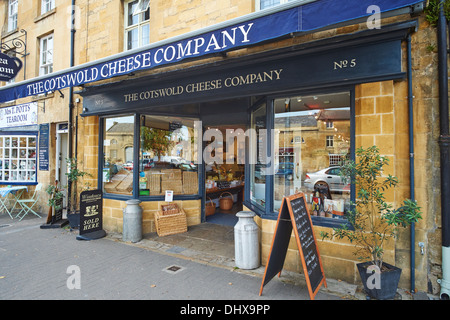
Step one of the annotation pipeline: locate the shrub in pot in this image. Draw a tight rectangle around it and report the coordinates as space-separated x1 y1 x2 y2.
321 146 422 299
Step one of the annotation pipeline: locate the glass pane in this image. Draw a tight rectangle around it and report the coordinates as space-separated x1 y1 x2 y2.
127 28 139 50
103 115 135 195
127 1 139 26
260 0 280 10
139 115 198 196
249 103 267 208
273 92 351 218
141 24 150 46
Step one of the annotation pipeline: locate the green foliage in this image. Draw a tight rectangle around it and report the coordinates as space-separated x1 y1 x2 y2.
45 184 63 210
320 146 422 269
140 127 173 159
425 0 450 26
65 158 92 214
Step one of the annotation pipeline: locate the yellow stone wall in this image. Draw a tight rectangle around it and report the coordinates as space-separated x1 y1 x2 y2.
103 198 201 234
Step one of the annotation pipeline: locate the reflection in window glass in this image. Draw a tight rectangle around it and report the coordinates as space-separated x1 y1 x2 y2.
103 115 135 195
273 92 351 218
249 103 267 208
139 115 198 196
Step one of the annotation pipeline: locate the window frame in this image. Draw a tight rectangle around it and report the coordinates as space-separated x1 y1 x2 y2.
124 0 150 51
0 131 38 186
8 0 18 32
39 34 54 76
244 87 356 228
255 0 291 11
41 0 55 15
99 112 202 202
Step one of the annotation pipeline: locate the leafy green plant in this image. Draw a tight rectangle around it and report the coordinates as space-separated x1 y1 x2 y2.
46 184 64 211
320 146 422 270
65 157 92 214
425 0 450 26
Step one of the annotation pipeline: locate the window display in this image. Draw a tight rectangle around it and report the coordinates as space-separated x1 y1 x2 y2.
0 134 37 183
273 92 351 217
139 115 198 196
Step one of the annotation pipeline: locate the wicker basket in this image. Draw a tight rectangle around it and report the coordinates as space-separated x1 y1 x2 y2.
154 209 187 237
160 203 180 216
205 197 215 216
219 192 233 210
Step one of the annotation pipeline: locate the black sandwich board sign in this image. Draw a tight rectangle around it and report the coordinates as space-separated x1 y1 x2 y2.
77 189 106 241
259 192 326 300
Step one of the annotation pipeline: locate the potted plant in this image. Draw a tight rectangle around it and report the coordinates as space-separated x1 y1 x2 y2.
45 181 64 224
65 157 92 228
321 146 422 299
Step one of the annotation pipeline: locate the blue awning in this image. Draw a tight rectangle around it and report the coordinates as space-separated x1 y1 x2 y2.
0 0 423 103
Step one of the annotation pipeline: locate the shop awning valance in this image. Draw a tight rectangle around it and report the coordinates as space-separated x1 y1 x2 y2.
0 0 423 103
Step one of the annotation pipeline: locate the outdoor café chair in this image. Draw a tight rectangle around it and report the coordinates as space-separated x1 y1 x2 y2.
16 183 42 221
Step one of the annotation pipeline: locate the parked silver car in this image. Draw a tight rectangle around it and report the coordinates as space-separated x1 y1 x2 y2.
304 166 350 192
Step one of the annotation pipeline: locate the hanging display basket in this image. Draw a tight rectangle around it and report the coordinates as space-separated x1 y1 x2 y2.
205 197 215 216
219 192 233 210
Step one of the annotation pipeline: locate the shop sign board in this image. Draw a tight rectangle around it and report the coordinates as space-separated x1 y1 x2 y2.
0 52 22 82
82 38 403 115
38 123 49 171
0 102 38 128
0 0 422 103
77 189 106 241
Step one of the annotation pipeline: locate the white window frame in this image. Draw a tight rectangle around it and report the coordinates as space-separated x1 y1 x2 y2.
124 0 150 51
41 0 55 15
326 135 334 148
256 0 292 11
39 34 54 76
8 0 18 32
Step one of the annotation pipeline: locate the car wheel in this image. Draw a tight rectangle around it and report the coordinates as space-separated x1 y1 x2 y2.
314 181 329 189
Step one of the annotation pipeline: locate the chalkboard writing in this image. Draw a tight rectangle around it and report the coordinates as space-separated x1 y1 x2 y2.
259 193 326 300
38 123 49 171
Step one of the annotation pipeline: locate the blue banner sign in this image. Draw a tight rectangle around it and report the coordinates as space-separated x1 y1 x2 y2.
0 0 422 103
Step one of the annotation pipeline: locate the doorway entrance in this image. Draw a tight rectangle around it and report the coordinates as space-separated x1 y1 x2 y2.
55 123 68 208
201 98 247 226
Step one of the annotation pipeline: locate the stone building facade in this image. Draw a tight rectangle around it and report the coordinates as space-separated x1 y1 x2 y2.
1 0 447 297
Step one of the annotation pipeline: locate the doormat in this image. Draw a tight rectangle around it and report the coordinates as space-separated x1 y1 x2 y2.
206 212 238 226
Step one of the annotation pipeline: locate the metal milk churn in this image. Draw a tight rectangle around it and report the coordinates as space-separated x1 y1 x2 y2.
234 211 260 269
123 199 143 243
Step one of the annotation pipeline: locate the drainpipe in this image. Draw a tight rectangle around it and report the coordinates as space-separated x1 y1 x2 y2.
437 2 450 300
407 33 416 293
67 1 76 212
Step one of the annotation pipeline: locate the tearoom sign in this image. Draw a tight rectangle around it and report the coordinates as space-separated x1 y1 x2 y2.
0 102 38 128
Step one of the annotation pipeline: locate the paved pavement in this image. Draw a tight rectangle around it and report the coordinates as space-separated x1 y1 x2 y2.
0 213 340 305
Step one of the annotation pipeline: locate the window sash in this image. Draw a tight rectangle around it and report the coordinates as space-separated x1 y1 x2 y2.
41 0 55 15
40 35 54 76
124 0 150 50
8 0 18 31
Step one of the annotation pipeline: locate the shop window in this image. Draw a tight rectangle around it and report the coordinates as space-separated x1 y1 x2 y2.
39 34 53 76
0 133 37 184
8 0 18 32
124 0 150 51
139 115 198 196
103 115 135 195
273 92 352 219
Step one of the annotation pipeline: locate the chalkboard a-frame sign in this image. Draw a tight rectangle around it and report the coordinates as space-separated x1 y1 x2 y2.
259 193 326 300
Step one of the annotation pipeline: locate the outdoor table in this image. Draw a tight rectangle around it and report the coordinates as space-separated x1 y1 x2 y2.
0 186 27 219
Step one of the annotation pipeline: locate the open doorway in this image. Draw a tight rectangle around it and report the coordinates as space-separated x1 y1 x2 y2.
55 123 68 209
201 98 247 226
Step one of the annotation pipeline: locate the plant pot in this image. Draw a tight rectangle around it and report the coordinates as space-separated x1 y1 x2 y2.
357 261 402 300
67 212 80 229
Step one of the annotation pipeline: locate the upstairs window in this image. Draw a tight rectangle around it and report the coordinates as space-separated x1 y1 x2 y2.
39 34 53 76
8 0 18 32
41 0 55 15
124 0 150 51
256 0 293 11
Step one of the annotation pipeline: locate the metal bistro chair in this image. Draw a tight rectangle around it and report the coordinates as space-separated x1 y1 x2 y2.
16 183 43 221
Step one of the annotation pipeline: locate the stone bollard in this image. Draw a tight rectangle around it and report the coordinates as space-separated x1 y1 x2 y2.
122 199 143 243
234 211 260 269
